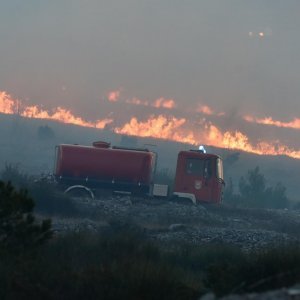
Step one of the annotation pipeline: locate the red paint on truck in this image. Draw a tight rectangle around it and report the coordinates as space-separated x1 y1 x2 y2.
54 142 156 194
173 150 224 204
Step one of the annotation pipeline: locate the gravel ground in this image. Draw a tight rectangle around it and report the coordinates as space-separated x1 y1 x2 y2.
46 194 300 299
49 194 300 252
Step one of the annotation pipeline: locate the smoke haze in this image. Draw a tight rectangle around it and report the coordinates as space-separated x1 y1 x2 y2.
1 1 300 157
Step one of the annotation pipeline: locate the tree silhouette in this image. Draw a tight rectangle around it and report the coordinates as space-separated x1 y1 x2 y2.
37 125 55 140
223 177 240 207
239 166 266 205
238 166 289 209
0 181 52 255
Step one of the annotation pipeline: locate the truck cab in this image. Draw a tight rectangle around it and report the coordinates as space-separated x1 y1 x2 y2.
173 150 224 204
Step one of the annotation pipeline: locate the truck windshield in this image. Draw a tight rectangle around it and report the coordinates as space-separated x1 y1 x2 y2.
185 158 212 178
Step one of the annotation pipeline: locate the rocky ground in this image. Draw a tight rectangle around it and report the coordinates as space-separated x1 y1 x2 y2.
47 194 300 300
50 194 300 252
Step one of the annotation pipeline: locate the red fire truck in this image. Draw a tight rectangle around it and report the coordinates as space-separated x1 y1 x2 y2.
54 141 224 204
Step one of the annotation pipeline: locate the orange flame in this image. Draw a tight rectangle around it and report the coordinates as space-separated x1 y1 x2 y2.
107 90 120 102
21 105 113 129
115 115 300 159
244 115 300 130
0 91 17 114
0 91 113 129
197 105 214 115
115 115 196 144
196 104 225 116
108 90 176 109
2 90 300 159
206 125 300 159
152 98 176 109
125 97 149 106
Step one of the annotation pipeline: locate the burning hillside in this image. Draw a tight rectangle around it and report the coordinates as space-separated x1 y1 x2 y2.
1 90 300 159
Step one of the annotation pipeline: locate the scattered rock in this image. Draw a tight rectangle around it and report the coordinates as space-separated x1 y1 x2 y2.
48 194 300 252
168 223 187 231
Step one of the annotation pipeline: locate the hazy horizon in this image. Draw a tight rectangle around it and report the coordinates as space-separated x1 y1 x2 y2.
1 1 300 158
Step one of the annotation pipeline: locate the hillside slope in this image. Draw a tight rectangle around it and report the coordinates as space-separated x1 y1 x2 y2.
1 113 300 201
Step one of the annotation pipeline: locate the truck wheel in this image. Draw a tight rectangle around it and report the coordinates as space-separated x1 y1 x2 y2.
64 185 95 200
169 195 194 205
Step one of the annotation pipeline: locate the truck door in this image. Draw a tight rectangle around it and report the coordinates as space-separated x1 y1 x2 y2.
183 158 213 202
211 157 225 203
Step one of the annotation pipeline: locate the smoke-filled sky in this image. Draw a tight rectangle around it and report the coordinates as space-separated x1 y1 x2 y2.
1 1 300 158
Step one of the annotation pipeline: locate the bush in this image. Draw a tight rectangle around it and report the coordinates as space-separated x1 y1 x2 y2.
0 230 202 300
223 177 240 207
0 181 52 256
1 163 79 217
224 167 290 209
37 125 55 140
239 166 266 205
206 244 300 296
1 222 300 299
0 163 30 190
31 179 79 217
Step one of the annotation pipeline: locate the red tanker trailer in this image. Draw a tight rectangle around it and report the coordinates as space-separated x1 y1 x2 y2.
54 141 157 196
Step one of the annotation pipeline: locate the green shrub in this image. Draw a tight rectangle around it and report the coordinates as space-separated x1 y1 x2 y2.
0 231 201 300
31 180 79 217
223 177 240 207
224 167 290 209
1 163 79 217
205 244 300 296
1 224 300 299
0 181 52 256
242 245 300 291
37 125 55 140
0 163 30 189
